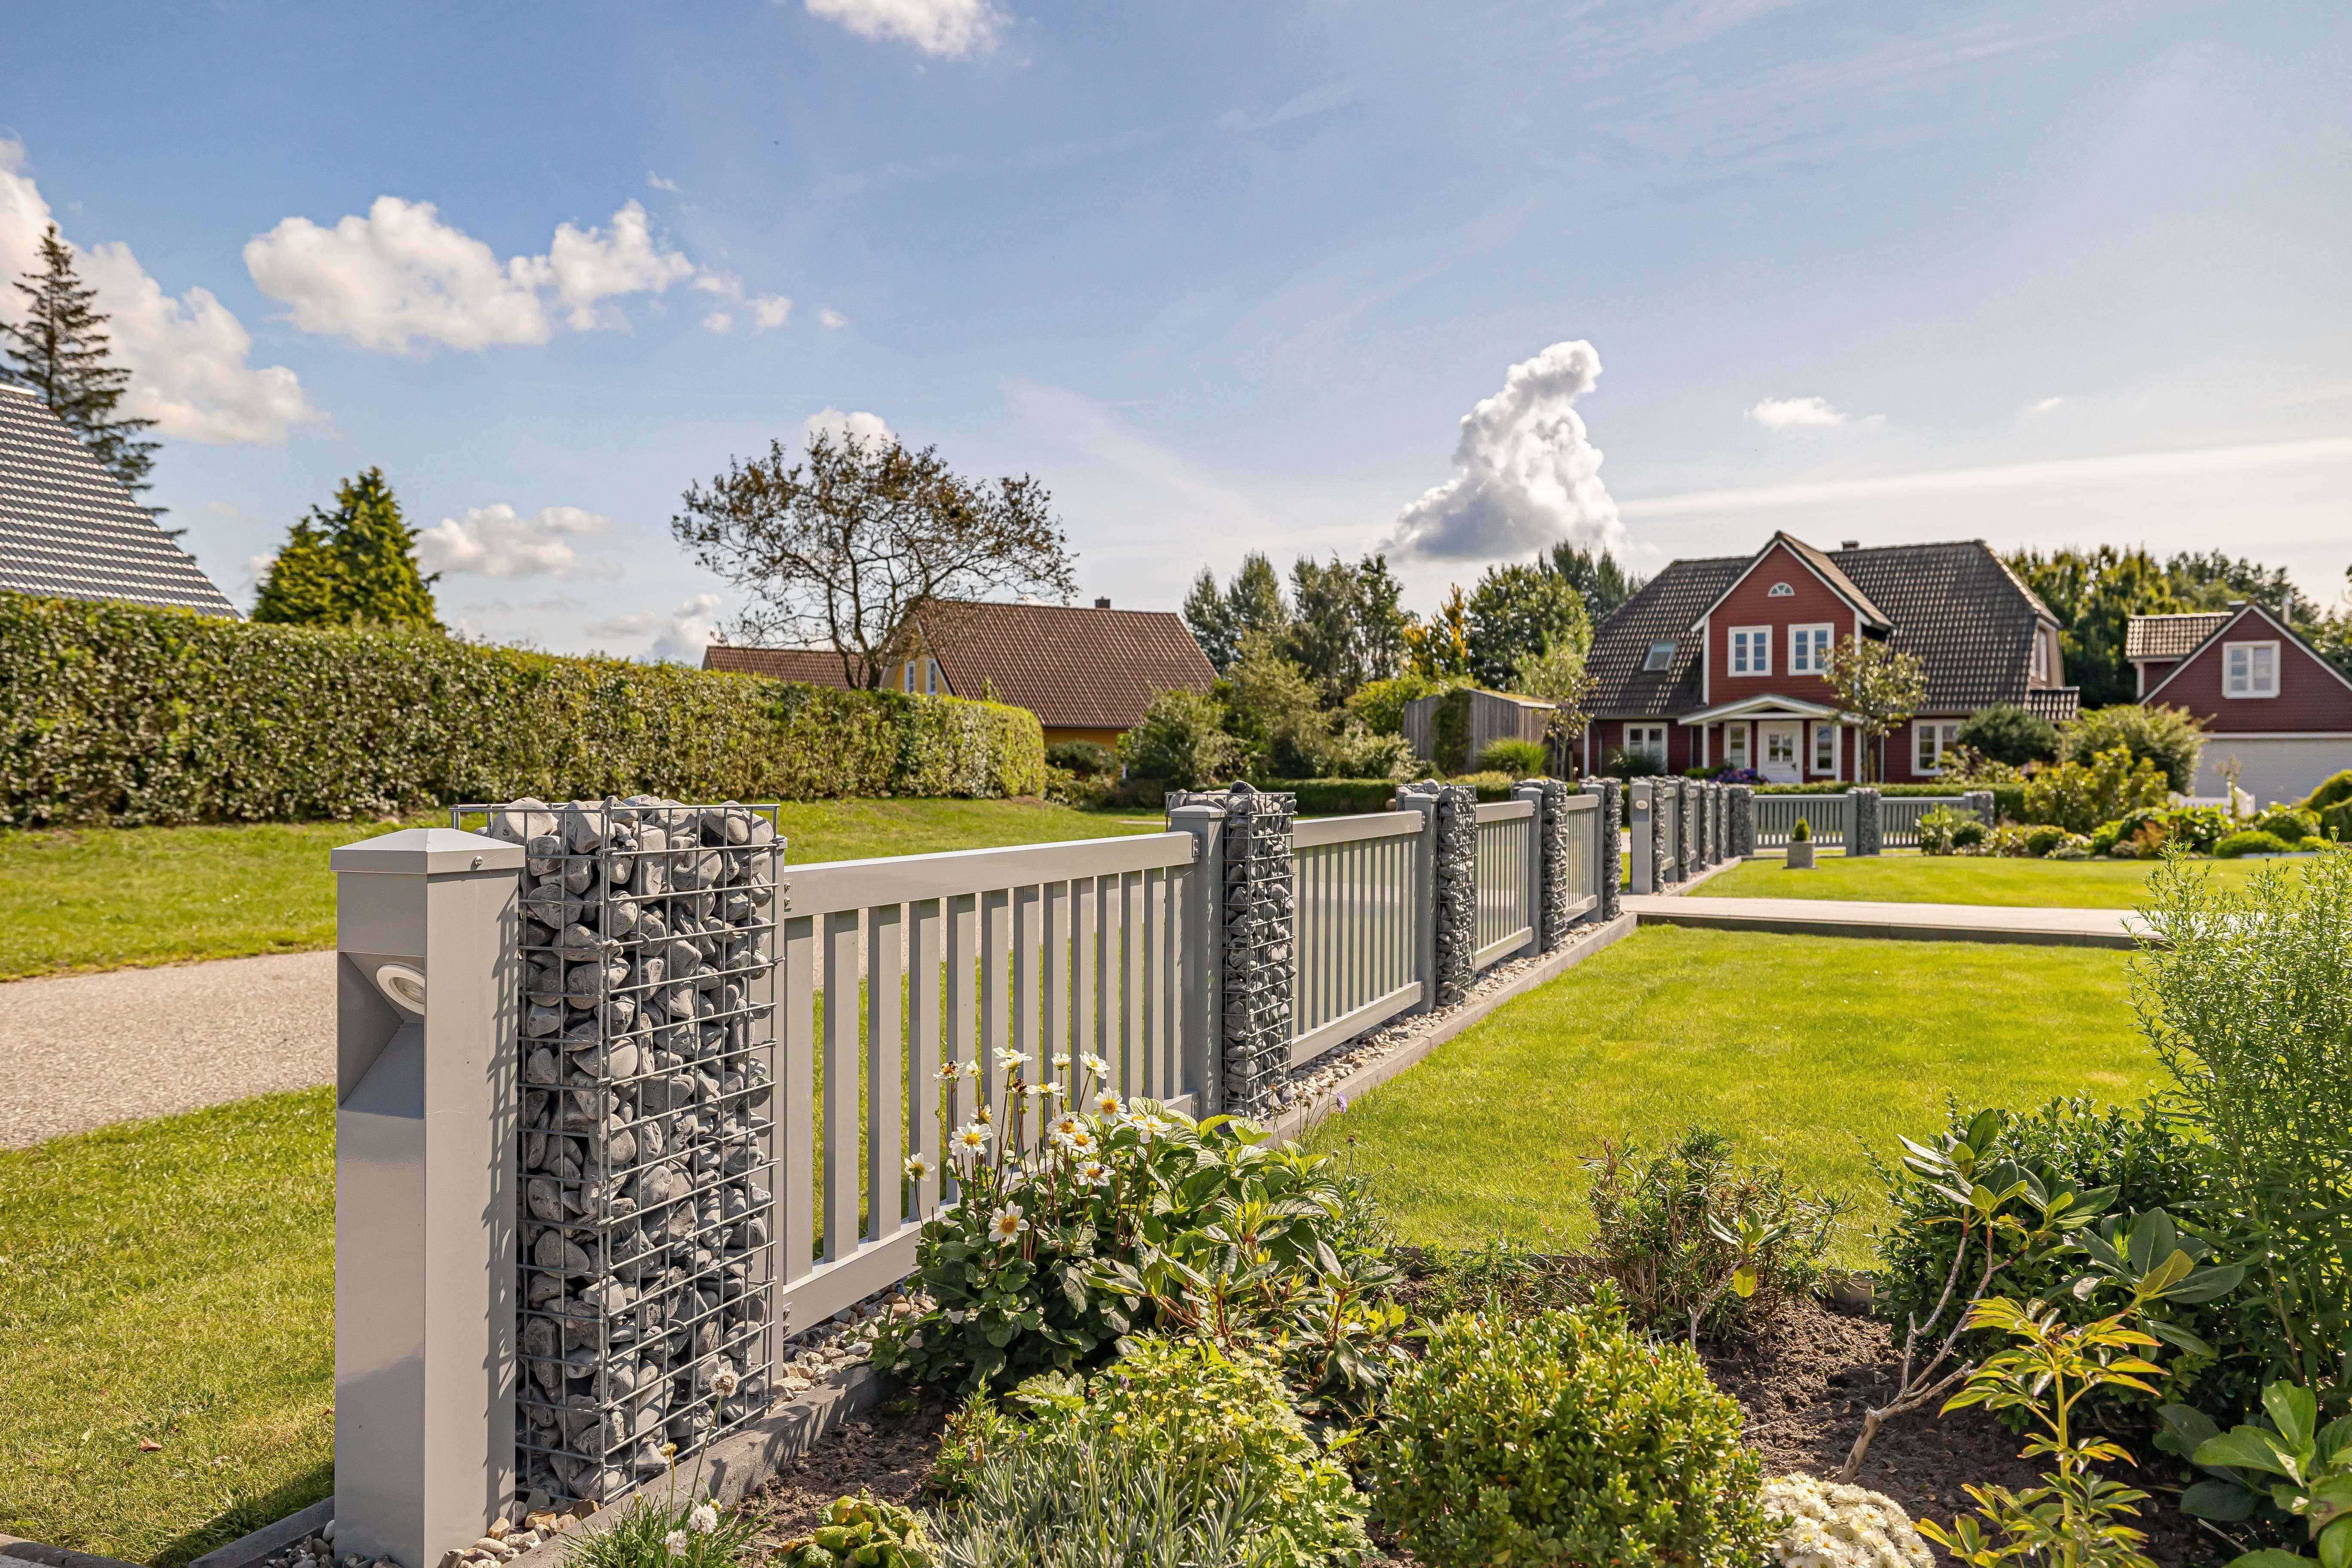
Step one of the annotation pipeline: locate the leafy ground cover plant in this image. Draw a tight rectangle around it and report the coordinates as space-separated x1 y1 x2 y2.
2161 1379 2352 1567
2135 853 2352 1418
1366 1290 1774 1568
775 1495 932 1568
930 1335 1368 1568
1582 1127 1846 1345
1918 806 1987 856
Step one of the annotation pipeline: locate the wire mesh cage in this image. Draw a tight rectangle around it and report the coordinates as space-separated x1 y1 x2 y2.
459 796 783 1507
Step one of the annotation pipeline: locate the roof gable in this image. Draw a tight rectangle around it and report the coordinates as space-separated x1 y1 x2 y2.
0 384 239 616
1694 531 1893 632
914 599 1215 729
2143 601 2352 705
2126 611 2233 662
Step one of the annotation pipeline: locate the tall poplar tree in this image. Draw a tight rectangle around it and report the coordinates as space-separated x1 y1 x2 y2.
1 225 159 498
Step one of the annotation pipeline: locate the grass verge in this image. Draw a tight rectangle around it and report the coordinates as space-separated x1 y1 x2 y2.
1700 849 2304 908
1308 925 2158 1265
0 798 1154 982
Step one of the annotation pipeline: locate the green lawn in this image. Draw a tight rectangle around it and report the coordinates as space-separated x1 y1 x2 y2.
0 1090 337 1565
1701 849 2303 908
1310 925 2159 1265
0 798 1157 982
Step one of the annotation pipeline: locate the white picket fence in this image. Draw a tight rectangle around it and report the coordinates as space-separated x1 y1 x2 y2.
1753 793 1847 849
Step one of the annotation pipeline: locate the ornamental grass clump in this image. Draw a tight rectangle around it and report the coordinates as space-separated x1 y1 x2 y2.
1366 1292 1774 1568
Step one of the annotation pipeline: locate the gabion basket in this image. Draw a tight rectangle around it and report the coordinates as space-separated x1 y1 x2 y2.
462 796 782 1508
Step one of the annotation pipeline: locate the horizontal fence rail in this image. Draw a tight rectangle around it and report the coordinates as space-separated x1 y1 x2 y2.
1471 799 1538 970
1753 793 1849 850
1878 795 1972 849
1286 811 1425 1065
774 831 1201 1326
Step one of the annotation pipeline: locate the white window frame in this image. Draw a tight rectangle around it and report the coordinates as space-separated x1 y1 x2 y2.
1914 720 1961 775
1788 623 1833 676
2224 640 2279 699
1643 640 1676 672
1624 723 1669 769
2030 630 2048 683
1724 724 1750 769
1730 625 1772 677
1811 721 1838 775
1761 724 1799 772
902 656 943 695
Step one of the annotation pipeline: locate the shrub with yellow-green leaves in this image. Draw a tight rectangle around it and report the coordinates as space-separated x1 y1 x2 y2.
775 1496 932 1568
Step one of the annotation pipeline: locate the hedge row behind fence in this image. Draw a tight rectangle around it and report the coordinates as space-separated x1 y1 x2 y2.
0 592 1047 827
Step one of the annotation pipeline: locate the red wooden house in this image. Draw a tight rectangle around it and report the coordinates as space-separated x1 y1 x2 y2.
2127 604 2352 804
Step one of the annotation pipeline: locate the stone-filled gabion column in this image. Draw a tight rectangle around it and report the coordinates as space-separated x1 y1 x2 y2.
1696 782 1717 868
484 797 781 1509
1581 778 1623 921
1650 777 1678 884
1965 788 1997 830
1169 783 1296 1117
1851 787 1883 857
1525 778 1573 950
1712 782 1729 863
1728 785 1755 858
1400 780 1477 1009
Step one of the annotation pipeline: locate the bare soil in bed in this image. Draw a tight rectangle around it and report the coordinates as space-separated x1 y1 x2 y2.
736 1302 2219 1566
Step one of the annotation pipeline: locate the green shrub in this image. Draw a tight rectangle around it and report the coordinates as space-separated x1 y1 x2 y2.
2137 853 2352 1417
2024 823 2070 857
927 1426 1281 1568
1343 673 1449 738
1957 702 2062 766
1118 688 1244 791
2251 805 2321 843
2214 830 2292 858
1445 770 1521 800
1981 822 2035 857
2022 746 2170 834
1581 1128 1844 1343
1916 804 1983 855
1046 740 1120 778
1263 779 1409 816
1470 737 1546 776
2303 768 2352 815
1366 1297 1773 1568
0 591 1046 826
560 1488 763 1568
1041 766 1115 810
1791 816 1812 842
932 1337 1369 1567
2061 703 2207 794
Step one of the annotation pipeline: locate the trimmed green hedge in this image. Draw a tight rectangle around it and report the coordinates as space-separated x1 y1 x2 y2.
0 591 1046 826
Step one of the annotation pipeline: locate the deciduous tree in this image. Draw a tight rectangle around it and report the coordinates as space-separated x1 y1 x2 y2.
673 428 1075 688
1547 542 1644 622
1465 562 1590 690
1823 636 1927 782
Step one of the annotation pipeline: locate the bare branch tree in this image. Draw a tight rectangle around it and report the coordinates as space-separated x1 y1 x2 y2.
672 429 1078 689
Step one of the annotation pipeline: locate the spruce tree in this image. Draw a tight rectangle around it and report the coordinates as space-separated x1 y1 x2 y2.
251 519 346 625
251 468 441 629
1 225 160 498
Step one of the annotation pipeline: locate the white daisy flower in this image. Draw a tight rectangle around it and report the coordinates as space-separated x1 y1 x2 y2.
1027 1081 1058 1102
989 1203 1028 1244
952 1122 992 1155
1130 1113 1172 1142
1051 1053 1072 1071
936 1060 964 1082
1049 1114 1083 1140
1081 1053 1110 1078
904 1152 935 1181
1093 1091 1121 1117
1074 1159 1110 1187
995 1050 1030 1073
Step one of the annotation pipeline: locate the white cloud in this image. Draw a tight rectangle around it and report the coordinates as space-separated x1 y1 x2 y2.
804 407 894 447
414 503 613 579
804 0 1002 56
695 272 742 300
208 500 239 518
646 172 681 193
2027 396 2067 414
589 592 724 663
750 295 792 331
1385 339 1624 562
688 273 787 334
818 307 848 329
0 140 325 445
244 196 699 353
702 311 735 334
1747 395 1854 429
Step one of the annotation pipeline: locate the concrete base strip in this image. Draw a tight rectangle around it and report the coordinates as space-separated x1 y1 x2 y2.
0 1538 146 1568
1271 911 1638 1145
185 1368 888 1568
1624 894 2148 950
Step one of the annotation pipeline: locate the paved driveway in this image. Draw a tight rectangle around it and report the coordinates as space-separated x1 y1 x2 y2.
0 950 335 1150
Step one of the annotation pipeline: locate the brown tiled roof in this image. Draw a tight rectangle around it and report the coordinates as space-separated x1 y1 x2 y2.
1588 536 2062 717
914 599 1215 730
1764 531 1893 629
2125 612 2232 662
701 646 859 686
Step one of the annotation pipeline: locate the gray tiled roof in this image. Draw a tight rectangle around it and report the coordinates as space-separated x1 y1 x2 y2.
1588 536 2061 717
0 383 238 616
2125 612 2231 662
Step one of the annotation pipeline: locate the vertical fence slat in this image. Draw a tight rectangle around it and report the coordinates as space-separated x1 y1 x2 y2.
821 909 858 1262
1122 870 1144 1093
1094 876 1118 1093
781 914 815 1283
1013 885 1040 1080
1042 880 1068 1094
1072 877 1096 1083
1140 866 1162 1097
864 903 902 1243
980 889 1009 1110
1158 865 1181 1100
946 893 976 1133
909 898 941 1215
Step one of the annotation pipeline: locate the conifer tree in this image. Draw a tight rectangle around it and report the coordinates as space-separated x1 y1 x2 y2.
1 225 159 498
251 468 440 629
251 519 346 625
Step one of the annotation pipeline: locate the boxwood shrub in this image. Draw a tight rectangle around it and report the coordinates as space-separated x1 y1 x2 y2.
0 590 1046 825
1366 1296 1772 1568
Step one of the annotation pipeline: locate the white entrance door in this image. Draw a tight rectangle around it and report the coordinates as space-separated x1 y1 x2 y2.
1759 721 1801 783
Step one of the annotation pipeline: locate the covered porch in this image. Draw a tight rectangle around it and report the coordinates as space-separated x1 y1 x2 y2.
1678 694 1854 783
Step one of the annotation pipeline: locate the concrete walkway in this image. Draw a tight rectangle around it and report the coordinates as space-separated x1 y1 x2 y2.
1623 894 2148 949
0 950 335 1150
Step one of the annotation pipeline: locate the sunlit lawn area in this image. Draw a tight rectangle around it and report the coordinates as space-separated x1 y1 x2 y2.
1310 925 2158 1266
1701 848 2307 908
0 798 1155 982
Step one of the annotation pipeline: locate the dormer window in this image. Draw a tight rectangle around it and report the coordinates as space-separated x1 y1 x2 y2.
2224 640 2278 698
1643 640 1676 672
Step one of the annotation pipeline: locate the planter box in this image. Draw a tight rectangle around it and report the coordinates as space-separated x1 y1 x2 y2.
1787 842 1816 869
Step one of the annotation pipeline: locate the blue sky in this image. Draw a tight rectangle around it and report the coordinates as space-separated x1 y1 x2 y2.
4 0 2347 658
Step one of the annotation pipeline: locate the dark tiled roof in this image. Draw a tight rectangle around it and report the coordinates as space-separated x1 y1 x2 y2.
916 599 1215 730
2024 687 2081 724
701 598 1216 731
1588 536 2059 717
1586 554 1745 717
702 646 858 687
2125 612 2232 662
0 384 238 615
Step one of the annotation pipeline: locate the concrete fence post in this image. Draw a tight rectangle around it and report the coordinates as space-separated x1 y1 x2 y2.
1629 780 1655 894
1399 780 1476 1008
1582 777 1623 920
1728 785 1755 858
1168 783 1295 1117
1167 800 1228 1112
1852 787 1883 857
1659 778 1683 884
332 828 524 1568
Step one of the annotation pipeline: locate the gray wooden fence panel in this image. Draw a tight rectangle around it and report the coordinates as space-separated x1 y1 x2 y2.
1471 798 1537 969
1752 793 1850 849
1285 810 1425 1065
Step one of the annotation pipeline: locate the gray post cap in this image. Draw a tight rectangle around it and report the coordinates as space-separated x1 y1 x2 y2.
331 827 527 876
